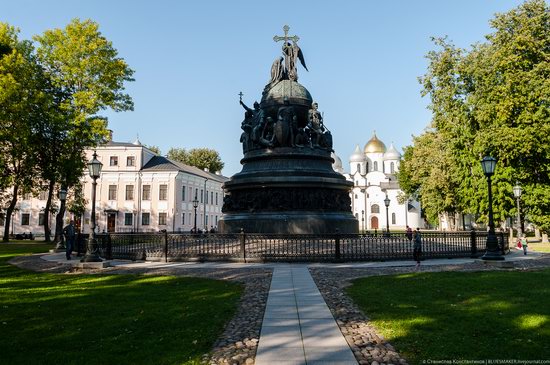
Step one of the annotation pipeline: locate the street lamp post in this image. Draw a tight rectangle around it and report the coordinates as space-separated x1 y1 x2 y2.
481 156 504 260
192 191 199 234
384 193 391 235
81 151 103 262
513 182 523 240
55 188 68 250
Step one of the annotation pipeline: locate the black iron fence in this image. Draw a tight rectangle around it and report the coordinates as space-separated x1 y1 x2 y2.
83 229 509 263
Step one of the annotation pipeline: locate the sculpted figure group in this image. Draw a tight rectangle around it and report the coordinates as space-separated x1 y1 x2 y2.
239 97 333 154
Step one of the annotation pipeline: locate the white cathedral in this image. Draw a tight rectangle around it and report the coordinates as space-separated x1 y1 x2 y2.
332 132 423 232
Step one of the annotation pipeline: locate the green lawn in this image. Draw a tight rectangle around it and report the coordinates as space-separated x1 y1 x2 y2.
347 270 550 364
0 243 242 365
527 242 550 253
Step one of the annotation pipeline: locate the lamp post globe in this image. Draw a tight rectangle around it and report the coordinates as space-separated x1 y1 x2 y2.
384 194 390 235
55 188 68 250
513 182 523 240
82 151 103 263
192 191 199 234
481 156 504 260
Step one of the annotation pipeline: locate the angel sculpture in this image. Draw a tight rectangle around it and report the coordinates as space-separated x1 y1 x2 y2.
268 25 308 85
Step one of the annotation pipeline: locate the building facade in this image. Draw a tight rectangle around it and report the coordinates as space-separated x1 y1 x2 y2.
333 132 423 232
4 139 227 236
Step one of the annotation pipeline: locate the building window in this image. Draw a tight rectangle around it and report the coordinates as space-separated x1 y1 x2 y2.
108 185 117 200
200 189 204 203
39 213 45 225
21 213 30 225
392 212 396 225
142 185 151 200
390 162 395 174
373 161 378 171
189 187 193 201
110 156 118 166
182 213 185 225
182 185 186 201
126 156 135 167
215 192 218 205
159 185 168 200
142 213 150 226
211 192 214 205
205 190 208 204
206 215 208 227
366 162 369 171
159 213 167 225
125 185 134 200
0 213 4 226
355 194 358 199
371 204 380 213
39 189 48 201
357 163 360 173
125 213 133 226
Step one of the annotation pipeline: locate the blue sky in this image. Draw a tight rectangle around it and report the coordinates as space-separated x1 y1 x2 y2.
3 0 525 175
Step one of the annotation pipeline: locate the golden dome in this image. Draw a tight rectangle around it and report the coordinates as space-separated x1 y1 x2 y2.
363 132 386 154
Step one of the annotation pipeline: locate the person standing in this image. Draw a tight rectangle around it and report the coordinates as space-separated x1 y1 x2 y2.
63 220 76 260
521 234 528 255
413 228 422 269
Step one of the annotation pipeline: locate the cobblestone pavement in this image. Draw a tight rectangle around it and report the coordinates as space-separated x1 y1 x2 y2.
310 254 550 365
9 254 272 365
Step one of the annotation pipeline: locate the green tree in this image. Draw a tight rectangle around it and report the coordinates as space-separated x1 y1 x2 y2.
166 147 186 162
167 147 224 173
34 18 135 240
403 0 550 231
0 23 46 241
146 145 161 155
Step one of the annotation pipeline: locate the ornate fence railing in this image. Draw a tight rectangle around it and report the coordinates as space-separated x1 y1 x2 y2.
79 229 509 263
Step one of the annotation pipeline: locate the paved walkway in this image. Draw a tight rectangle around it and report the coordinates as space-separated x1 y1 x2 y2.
256 265 356 365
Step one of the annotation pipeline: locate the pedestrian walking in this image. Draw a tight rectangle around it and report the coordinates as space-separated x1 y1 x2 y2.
413 228 422 268
521 234 528 255
62 220 76 260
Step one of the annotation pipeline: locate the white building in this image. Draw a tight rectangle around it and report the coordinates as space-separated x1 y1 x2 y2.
333 132 423 232
4 138 228 235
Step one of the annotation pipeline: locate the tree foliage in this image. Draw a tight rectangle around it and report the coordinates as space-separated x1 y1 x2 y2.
399 0 550 231
0 23 47 241
167 147 224 173
0 19 134 241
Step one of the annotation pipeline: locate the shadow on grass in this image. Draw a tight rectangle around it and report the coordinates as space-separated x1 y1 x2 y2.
0 244 242 365
347 270 550 363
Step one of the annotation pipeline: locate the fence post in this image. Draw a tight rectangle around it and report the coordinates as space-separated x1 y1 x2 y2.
164 230 168 263
107 234 112 260
335 228 341 261
470 228 477 257
240 228 246 263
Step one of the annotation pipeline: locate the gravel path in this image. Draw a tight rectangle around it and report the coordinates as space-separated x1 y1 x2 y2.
9 254 272 365
310 254 550 365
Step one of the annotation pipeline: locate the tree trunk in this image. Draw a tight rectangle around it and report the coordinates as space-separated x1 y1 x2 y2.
54 189 67 244
43 180 55 242
3 185 19 242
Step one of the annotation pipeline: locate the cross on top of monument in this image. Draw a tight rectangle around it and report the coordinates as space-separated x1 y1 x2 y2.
273 25 300 45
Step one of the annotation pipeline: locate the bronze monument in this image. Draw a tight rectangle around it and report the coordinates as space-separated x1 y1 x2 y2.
219 26 358 234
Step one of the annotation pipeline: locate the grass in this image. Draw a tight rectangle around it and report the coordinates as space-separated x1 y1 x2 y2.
0 243 242 365
527 241 550 253
347 270 550 364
